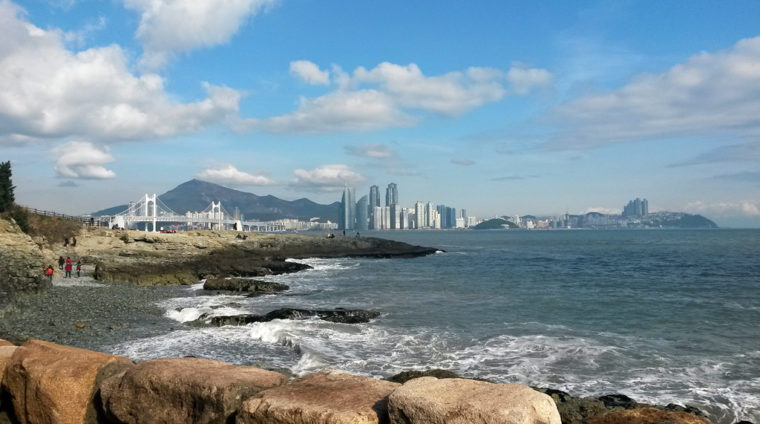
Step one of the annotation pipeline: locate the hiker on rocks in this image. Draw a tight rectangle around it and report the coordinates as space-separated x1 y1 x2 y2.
58 256 65 270
76 260 82 277
64 237 69 247
65 257 72 278
72 236 77 247
45 265 54 281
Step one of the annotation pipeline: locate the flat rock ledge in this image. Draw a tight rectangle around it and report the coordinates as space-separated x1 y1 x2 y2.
388 377 562 424
203 277 290 295
0 338 567 424
191 308 382 327
237 369 399 424
100 357 287 423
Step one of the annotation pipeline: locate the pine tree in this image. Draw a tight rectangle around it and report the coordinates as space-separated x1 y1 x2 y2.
0 161 15 213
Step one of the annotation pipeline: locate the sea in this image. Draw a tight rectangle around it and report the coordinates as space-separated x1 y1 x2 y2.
105 229 760 423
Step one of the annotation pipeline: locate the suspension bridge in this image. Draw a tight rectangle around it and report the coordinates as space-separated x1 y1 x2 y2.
103 194 283 232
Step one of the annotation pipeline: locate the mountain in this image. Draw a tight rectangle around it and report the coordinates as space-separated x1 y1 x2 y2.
93 179 341 222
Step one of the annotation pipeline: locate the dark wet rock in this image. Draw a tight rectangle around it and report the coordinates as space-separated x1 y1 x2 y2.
534 388 607 424
386 369 461 384
598 393 640 410
190 308 381 327
531 389 711 424
202 278 289 295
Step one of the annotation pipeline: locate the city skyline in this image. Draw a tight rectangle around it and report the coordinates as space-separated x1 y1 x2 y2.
2 1 760 227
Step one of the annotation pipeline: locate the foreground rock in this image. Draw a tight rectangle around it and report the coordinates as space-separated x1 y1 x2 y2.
2 339 132 424
0 219 49 318
101 357 287 424
203 277 289 295
192 308 381 327
388 377 561 424
587 407 712 424
237 370 400 424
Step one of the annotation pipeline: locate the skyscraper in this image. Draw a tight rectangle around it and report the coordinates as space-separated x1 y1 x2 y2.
340 186 355 230
369 185 380 208
355 195 368 231
385 183 398 206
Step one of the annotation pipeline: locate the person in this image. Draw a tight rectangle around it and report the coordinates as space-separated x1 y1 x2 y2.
45 265 54 282
76 260 82 277
58 256 65 270
72 236 77 247
65 257 72 278
64 237 69 247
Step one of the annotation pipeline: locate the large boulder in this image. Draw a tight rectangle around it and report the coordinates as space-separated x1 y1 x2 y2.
100 357 287 424
586 407 712 424
2 339 133 424
0 219 49 318
237 369 400 424
387 377 561 424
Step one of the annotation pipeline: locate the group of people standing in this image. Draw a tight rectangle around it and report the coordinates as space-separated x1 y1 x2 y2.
44 256 83 281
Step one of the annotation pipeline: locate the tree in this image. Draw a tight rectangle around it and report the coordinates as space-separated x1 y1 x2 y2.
0 161 15 213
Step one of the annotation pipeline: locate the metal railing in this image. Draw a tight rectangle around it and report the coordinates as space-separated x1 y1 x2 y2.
24 207 107 226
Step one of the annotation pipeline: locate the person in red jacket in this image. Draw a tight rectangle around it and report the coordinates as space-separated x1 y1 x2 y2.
65 257 72 278
76 260 82 277
45 265 54 281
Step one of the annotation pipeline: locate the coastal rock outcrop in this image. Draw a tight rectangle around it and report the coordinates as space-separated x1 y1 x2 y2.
192 308 381 327
387 377 561 424
2 339 133 424
237 369 400 424
0 219 49 318
100 357 287 424
203 277 289 295
74 229 436 285
587 407 712 424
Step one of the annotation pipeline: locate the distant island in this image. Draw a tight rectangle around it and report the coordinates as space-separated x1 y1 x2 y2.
474 212 718 230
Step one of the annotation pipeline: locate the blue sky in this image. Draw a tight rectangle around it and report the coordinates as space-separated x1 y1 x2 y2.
3 0 760 226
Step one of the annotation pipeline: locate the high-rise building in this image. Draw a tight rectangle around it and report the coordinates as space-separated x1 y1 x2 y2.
369 185 380 208
372 206 383 230
340 187 355 230
623 198 648 218
355 195 368 231
414 202 426 229
425 202 435 228
385 183 398 206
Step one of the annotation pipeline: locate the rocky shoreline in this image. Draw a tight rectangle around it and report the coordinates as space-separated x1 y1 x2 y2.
0 219 753 423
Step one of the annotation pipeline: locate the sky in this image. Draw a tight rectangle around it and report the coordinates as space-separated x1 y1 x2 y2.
2 0 760 227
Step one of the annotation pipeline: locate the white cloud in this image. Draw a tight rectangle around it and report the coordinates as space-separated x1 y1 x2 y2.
291 164 364 192
124 0 278 69
353 62 507 115
290 60 329 85
247 61 552 134
552 36 760 148
196 164 275 186
53 141 116 179
506 66 553 94
684 200 760 217
0 2 241 145
345 144 396 159
247 90 415 134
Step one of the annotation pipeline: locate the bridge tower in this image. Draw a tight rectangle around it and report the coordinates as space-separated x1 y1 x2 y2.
211 201 222 230
144 194 157 232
